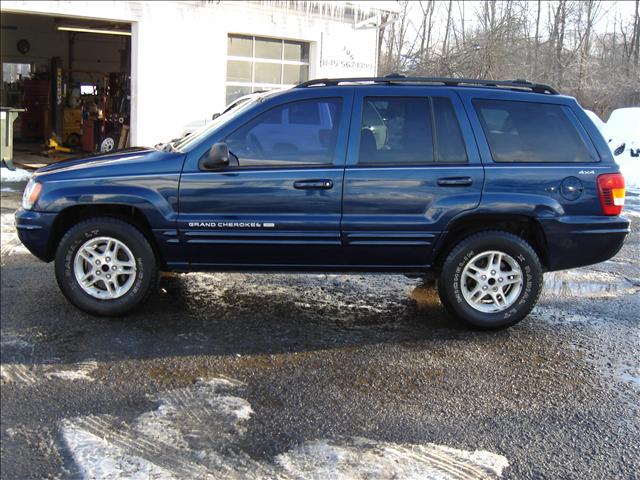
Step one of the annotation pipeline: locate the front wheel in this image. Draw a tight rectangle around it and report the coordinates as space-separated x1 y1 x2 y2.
55 217 158 316
437 231 543 329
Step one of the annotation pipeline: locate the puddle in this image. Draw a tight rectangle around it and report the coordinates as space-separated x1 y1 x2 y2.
583 344 640 392
616 370 640 388
410 282 440 307
543 270 637 298
533 306 595 324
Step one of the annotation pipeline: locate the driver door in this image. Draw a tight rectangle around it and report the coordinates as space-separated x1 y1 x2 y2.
178 93 352 268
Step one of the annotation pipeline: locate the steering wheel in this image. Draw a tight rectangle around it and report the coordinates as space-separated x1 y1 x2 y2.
247 133 265 159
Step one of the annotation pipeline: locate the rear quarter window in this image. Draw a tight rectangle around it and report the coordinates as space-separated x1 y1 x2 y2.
473 99 597 163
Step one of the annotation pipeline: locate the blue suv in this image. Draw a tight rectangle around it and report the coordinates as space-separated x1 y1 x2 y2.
16 77 629 328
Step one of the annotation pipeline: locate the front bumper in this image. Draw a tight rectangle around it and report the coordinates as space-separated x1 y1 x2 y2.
540 215 630 271
14 209 58 262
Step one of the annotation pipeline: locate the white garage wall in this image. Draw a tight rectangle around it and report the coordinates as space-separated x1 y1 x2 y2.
2 1 382 146
132 2 379 146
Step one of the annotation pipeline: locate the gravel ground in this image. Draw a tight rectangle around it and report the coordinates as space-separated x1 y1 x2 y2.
1 183 639 480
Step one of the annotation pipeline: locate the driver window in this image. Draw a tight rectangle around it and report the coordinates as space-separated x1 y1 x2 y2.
226 98 343 167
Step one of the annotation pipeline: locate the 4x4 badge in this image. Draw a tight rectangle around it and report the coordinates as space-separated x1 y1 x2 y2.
578 170 595 175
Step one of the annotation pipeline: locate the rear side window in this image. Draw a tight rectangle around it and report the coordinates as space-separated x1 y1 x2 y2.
358 96 467 165
473 99 596 163
359 97 434 164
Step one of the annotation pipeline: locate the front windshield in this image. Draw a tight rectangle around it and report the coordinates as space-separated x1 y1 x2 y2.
172 96 259 152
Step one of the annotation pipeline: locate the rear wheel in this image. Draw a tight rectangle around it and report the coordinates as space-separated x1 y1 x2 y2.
437 231 543 329
55 217 158 316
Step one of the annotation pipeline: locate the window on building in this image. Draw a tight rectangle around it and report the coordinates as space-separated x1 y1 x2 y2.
80 85 97 95
225 98 342 167
2 62 32 83
226 34 310 105
473 99 596 163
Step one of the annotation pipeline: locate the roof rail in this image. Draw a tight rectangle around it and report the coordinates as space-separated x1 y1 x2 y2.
295 76 558 95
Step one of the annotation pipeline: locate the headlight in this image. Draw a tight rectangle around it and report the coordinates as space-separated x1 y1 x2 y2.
22 179 42 210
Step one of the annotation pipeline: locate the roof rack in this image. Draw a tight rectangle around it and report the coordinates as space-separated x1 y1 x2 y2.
295 76 558 95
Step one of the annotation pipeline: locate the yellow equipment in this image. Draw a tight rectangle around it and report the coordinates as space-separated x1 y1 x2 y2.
63 108 82 147
46 136 73 154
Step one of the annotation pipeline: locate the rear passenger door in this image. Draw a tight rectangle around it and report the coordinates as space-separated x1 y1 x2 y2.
342 87 484 269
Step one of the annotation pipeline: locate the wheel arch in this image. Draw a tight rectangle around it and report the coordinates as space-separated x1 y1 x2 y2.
434 214 549 271
48 204 166 268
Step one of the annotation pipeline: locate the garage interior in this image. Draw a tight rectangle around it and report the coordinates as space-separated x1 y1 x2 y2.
1 12 131 165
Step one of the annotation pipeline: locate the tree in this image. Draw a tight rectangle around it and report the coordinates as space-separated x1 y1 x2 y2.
378 0 639 118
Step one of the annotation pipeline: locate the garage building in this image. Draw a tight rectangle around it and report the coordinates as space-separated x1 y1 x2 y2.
1 1 395 153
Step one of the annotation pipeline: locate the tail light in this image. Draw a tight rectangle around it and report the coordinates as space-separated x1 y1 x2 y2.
597 173 625 216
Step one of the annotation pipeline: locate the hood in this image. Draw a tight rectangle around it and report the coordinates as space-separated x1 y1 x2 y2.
34 147 185 181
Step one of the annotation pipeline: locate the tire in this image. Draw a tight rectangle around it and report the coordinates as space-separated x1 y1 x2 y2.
65 133 81 149
437 231 543 329
55 217 158 316
100 136 117 152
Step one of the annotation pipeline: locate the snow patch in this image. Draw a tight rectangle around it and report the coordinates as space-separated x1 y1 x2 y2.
61 377 509 480
0 167 31 182
584 110 606 132
46 361 97 381
63 422 177 480
0 364 38 385
1 360 97 385
604 107 640 191
617 155 640 191
277 438 509 480
1 213 28 258
179 272 417 323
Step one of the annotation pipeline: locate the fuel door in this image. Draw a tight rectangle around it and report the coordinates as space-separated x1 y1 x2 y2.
560 176 584 201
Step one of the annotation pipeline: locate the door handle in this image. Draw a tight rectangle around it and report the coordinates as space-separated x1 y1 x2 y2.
437 176 473 187
293 179 333 189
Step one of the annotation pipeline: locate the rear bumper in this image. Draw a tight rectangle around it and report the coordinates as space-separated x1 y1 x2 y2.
539 215 630 271
15 209 57 262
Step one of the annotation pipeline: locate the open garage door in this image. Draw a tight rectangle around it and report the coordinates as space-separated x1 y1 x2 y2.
0 12 132 163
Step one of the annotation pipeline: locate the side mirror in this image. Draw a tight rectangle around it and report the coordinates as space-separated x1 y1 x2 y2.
211 112 221 120
201 142 229 170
